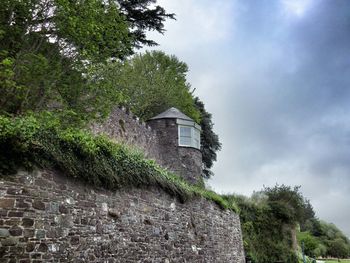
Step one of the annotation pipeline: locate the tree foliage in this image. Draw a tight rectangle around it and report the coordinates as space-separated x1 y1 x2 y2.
99 50 201 122
99 51 223 179
233 184 350 261
224 192 299 263
263 184 315 225
0 0 132 119
194 98 221 178
117 0 175 47
0 0 174 122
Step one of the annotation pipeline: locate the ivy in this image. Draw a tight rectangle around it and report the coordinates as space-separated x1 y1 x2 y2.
0 114 238 212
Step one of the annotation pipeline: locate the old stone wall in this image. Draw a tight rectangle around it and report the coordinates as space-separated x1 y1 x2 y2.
0 170 245 262
90 107 161 161
90 108 202 184
147 119 202 185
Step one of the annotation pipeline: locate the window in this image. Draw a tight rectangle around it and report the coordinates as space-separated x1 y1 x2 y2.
178 125 201 149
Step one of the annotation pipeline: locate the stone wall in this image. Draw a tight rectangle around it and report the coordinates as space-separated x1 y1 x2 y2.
0 170 245 262
90 107 161 161
90 108 202 184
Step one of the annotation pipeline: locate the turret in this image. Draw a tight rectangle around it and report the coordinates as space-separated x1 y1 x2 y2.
147 107 202 184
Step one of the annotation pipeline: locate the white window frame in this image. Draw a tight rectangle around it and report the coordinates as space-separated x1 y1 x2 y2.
177 121 201 149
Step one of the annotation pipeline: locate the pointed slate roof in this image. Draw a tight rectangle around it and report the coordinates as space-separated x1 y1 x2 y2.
149 107 193 121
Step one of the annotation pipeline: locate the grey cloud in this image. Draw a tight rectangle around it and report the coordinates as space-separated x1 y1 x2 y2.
148 0 350 236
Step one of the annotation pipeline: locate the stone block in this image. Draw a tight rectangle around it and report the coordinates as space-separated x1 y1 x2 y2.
48 202 59 213
9 226 22 236
59 204 69 214
8 211 24 217
35 229 45 239
108 208 119 218
70 236 80 245
37 243 48 252
22 218 34 228
1 237 18 246
23 229 35 238
0 228 10 237
0 198 15 209
15 199 30 209
32 200 45 210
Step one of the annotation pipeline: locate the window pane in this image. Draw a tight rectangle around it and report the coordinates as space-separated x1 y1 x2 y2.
180 136 191 146
180 126 191 137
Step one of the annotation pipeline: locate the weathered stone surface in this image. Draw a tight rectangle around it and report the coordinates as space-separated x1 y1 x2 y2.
9 226 22 236
35 230 45 239
0 170 245 262
90 107 161 162
147 118 202 184
1 237 18 246
32 200 45 210
26 242 35 252
22 218 34 227
58 204 68 214
70 236 80 245
8 211 23 217
0 199 14 209
23 229 34 238
0 228 10 237
15 199 30 209
107 208 119 218
37 243 48 252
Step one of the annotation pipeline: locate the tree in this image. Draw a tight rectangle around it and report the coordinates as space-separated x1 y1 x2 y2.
194 98 221 179
297 231 320 257
263 185 314 225
327 238 349 258
100 51 223 179
100 50 200 121
0 1 174 123
0 0 132 119
117 0 175 47
224 192 299 263
1 0 132 62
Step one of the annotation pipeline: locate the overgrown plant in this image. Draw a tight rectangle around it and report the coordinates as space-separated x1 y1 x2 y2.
0 114 238 212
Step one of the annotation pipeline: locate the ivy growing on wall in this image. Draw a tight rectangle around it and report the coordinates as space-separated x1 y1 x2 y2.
0 113 238 212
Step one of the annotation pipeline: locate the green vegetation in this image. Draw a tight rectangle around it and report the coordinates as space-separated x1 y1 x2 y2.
97 50 221 178
99 50 201 122
224 185 312 263
0 0 132 120
298 220 350 259
194 98 222 178
1 1 221 179
225 185 350 263
0 114 237 212
0 0 174 122
2 2 348 262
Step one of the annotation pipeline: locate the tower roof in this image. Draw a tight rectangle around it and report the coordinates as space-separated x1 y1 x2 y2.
149 107 193 121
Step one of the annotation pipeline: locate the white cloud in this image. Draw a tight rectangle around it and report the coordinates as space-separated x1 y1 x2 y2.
147 0 236 51
281 0 314 17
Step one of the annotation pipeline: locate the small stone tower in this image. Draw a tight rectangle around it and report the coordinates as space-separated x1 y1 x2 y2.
147 107 202 184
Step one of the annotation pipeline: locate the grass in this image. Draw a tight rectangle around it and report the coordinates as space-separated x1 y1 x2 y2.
0 114 239 213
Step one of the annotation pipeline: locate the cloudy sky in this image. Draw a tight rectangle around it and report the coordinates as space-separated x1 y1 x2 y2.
146 0 350 236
